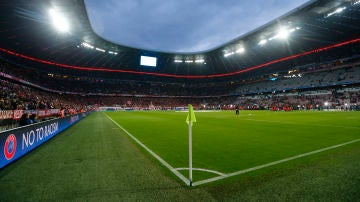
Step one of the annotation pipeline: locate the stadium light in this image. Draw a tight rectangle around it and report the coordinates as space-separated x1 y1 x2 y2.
326 7 346 18
195 59 205 63
81 42 94 49
267 26 300 42
236 47 245 54
335 7 346 13
276 28 290 40
174 59 183 63
108 51 118 55
48 8 70 33
258 39 267 45
95 47 105 53
224 52 235 57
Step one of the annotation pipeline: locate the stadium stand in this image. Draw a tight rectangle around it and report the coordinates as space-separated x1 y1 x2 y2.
0 0 359 131
1 54 359 127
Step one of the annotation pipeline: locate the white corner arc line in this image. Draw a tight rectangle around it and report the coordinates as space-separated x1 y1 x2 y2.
175 168 226 176
192 138 360 186
104 113 190 185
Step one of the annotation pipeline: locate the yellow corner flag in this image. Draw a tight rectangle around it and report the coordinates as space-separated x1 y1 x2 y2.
186 104 196 186
186 104 196 125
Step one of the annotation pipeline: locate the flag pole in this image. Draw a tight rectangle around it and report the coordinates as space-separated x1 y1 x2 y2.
186 104 196 187
189 121 193 186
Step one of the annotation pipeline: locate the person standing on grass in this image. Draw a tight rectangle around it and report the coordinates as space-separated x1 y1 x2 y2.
235 105 239 116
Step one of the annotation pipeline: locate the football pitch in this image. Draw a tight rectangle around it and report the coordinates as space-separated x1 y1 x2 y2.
0 110 359 201
105 110 360 185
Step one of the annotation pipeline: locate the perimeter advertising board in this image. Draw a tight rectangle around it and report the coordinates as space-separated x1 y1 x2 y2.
0 113 88 169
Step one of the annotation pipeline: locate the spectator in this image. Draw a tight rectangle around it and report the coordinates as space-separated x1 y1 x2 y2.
29 114 37 124
19 113 30 126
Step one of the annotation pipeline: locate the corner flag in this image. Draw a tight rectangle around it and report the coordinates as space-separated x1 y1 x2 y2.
186 104 196 186
186 104 196 125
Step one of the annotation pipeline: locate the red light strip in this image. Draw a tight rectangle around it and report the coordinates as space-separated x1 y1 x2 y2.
0 38 359 79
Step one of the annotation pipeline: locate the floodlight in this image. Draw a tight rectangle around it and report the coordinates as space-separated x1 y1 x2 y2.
108 51 118 55
81 42 94 49
224 52 234 57
48 8 70 33
236 47 245 54
195 59 205 63
95 47 105 52
335 7 345 13
258 39 267 45
277 28 290 40
326 7 346 17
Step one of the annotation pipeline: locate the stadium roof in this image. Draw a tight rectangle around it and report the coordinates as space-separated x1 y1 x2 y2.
84 0 310 53
0 0 359 81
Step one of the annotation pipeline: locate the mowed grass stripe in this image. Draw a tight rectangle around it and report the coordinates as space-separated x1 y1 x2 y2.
106 111 360 181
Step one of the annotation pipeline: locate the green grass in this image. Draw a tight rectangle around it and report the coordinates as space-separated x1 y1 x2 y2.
106 110 360 182
0 111 359 201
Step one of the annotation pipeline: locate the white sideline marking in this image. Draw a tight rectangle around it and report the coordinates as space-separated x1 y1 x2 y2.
192 138 360 186
175 167 226 176
104 113 190 185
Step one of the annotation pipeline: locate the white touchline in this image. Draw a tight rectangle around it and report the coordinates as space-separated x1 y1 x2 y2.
104 113 190 185
192 138 360 186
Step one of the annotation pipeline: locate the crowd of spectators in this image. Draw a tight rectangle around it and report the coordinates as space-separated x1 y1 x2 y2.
1 76 358 113
233 89 360 111
235 64 360 95
0 79 86 111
